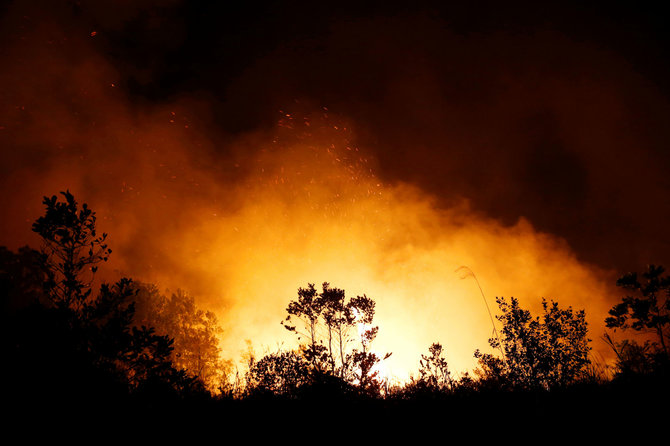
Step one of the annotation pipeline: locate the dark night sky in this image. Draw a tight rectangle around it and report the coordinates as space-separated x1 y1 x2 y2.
1 0 669 275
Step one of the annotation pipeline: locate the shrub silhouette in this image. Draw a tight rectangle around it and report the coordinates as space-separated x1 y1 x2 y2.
390 342 453 400
418 343 453 390
474 296 591 390
244 349 311 398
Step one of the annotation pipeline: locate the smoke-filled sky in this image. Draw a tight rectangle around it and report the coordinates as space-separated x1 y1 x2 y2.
1 0 669 379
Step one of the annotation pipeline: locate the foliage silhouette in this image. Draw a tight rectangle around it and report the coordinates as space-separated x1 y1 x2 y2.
279 282 391 396
245 349 307 397
389 342 453 400
474 296 591 390
605 264 670 375
5 190 670 418
603 333 660 377
5 191 207 411
132 283 229 392
32 190 112 310
418 343 453 390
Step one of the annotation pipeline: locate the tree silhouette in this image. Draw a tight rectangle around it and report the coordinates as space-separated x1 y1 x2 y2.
84 278 198 395
31 191 111 310
6 191 206 406
606 265 670 355
132 283 228 392
280 282 390 395
605 264 670 374
475 296 591 390
282 283 331 373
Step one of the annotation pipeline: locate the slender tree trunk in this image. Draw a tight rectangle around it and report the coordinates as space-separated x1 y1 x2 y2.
338 321 346 379
327 325 334 372
310 318 320 371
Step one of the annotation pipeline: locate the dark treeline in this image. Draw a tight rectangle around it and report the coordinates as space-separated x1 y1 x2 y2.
2 191 669 428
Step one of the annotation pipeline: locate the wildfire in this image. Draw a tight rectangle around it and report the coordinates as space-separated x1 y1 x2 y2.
0 99 616 381
119 111 613 381
0 11 617 380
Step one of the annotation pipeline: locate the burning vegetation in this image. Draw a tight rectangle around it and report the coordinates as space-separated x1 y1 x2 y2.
1 1 670 429
2 190 669 417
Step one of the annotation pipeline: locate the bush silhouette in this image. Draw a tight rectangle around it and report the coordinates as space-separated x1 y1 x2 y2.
474 296 591 390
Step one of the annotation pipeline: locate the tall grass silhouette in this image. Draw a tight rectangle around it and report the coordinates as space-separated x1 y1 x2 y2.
456 266 506 364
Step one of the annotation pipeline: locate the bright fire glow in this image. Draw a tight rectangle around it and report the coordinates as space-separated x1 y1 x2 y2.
92 113 613 382
2 0 665 386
